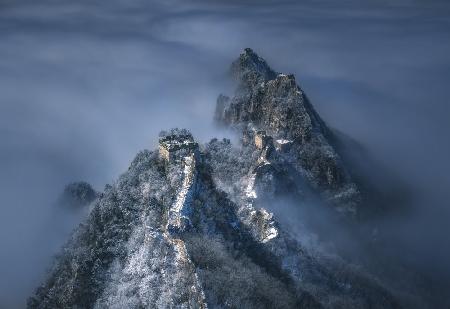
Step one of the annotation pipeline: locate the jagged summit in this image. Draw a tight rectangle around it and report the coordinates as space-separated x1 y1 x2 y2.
230 48 278 85
224 49 328 139
218 49 359 215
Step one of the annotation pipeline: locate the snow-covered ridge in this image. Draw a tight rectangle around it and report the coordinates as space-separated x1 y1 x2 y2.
242 167 278 243
167 153 197 234
164 152 207 308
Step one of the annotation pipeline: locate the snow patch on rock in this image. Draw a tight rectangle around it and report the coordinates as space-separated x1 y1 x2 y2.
167 154 197 234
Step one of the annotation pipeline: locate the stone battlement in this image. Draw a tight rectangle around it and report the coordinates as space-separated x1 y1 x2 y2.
158 129 198 162
254 130 272 149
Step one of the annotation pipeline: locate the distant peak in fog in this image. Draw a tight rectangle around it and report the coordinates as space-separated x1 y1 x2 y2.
59 181 98 209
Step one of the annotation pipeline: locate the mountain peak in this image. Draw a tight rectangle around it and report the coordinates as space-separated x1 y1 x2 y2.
29 50 404 309
230 48 277 84
218 49 359 214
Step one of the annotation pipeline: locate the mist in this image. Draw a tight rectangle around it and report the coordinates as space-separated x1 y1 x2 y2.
1 0 450 306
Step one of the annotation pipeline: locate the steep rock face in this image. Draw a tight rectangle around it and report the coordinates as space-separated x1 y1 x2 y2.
216 48 360 215
29 53 403 308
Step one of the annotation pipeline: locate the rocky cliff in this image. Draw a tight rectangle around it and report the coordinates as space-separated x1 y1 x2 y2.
215 48 361 216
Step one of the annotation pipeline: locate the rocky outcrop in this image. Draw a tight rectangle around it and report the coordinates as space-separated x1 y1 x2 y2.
216 48 360 215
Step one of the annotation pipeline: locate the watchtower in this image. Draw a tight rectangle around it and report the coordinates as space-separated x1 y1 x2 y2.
255 130 271 149
158 130 198 163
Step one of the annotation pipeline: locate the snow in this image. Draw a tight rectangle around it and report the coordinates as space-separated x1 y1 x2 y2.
259 208 278 243
276 139 291 144
242 173 278 243
141 183 151 196
172 156 195 213
244 174 257 199
262 226 278 243
167 154 196 232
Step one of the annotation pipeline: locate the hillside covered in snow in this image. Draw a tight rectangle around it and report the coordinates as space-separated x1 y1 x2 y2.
29 49 437 309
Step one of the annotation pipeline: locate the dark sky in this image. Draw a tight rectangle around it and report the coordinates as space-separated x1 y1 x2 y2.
1 0 450 306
